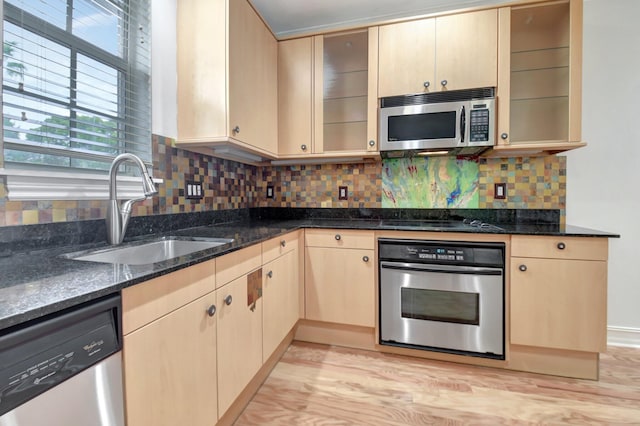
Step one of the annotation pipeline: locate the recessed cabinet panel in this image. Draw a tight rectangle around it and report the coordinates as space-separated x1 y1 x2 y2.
378 18 436 97
123 292 218 425
305 246 375 327
217 273 263 414
435 9 498 91
278 38 313 156
510 258 607 353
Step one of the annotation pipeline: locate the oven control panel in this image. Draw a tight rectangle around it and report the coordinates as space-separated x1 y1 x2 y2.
378 239 504 267
411 247 466 262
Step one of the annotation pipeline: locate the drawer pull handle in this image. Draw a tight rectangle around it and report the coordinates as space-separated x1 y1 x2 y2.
441 79 448 87
233 125 240 134
301 144 307 151
224 295 233 306
362 256 369 263
501 132 508 140
368 140 376 147
335 234 341 241
519 264 527 272
280 240 286 247
557 242 566 250
423 81 430 88
267 270 273 278
207 305 217 317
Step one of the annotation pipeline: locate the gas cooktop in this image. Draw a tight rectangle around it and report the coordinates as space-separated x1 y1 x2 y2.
379 219 504 232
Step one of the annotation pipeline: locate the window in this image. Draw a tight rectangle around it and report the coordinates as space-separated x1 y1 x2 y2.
2 0 151 173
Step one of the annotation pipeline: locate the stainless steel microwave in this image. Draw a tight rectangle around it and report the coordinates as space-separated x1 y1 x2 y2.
379 87 496 157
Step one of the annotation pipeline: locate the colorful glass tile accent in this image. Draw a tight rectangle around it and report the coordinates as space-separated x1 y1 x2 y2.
381 157 480 208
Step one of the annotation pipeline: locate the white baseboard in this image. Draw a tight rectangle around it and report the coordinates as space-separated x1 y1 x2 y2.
608 326 640 348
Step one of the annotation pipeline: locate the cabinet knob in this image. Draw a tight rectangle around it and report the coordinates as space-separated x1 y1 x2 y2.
368 140 375 147
519 264 527 272
335 234 341 241
233 125 240 134
267 270 273 279
280 240 286 247
301 144 307 151
224 295 233 306
441 79 448 87
501 133 508 140
557 242 566 250
362 255 369 263
423 81 430 88
207 305 217 317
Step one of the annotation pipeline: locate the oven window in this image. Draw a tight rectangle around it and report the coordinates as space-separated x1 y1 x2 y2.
388 111 456 141
401 288 479 325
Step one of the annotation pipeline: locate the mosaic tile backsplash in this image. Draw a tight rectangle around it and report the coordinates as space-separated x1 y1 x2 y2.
0 134 566 226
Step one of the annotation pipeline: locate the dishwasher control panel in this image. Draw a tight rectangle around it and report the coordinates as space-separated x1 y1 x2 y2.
0 295 121 416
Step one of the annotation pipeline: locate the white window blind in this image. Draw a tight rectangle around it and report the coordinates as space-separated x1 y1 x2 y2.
1 0 151 173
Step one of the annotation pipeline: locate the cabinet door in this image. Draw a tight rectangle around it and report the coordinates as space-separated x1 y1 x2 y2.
378 18 436 98
510 258 607 352
229 0 278 153
177 0 226 141
497 1 582 148
435 9 498 91
305 247 375 327
217 271 263 414
263 249 299 359
123 292 218 426
278 37 313 156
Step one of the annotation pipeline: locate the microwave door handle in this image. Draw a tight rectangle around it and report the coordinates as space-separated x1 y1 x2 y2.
459 105 466 143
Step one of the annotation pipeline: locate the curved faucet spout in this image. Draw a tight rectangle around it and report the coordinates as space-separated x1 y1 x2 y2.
106 153 158 245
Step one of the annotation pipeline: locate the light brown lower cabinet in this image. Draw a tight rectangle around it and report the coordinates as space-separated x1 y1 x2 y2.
121 260 218 426
304 229 375 327
263 248 299 359
216 271 264 415
510 236 608 353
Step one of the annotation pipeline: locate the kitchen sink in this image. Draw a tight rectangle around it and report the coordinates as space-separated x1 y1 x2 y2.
66 236 234 265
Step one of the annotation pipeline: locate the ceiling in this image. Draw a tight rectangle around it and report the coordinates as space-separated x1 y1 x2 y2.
249 0 513 39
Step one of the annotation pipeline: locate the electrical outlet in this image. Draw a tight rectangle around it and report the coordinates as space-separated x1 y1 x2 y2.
185 181 203 200
494 183 506 200
266 185 274 199
338 186 348 200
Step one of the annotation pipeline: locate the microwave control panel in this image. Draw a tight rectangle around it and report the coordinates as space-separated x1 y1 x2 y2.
469 107 490 142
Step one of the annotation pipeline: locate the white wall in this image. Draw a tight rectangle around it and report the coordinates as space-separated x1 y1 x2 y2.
151 0 178 139
567 0 640 345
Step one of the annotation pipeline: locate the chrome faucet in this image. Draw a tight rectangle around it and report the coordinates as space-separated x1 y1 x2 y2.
106 153 158 245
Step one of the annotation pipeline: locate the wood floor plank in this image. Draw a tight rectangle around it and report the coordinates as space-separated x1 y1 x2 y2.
235 342 640 425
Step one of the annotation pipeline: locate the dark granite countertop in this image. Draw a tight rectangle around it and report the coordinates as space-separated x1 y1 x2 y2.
0 212 619 333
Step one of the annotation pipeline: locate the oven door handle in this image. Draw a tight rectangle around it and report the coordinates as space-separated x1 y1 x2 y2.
380 261 502 276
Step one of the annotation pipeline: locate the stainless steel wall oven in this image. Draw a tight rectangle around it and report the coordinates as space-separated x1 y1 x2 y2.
378 239 505 360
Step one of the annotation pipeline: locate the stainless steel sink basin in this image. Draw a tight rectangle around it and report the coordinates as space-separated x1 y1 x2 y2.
66 236 234 265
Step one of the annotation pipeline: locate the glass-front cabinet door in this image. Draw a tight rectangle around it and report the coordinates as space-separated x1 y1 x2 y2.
495 0 585 155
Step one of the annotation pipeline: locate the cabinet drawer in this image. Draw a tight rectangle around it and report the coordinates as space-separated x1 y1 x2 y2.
216 244 262 289
262 230 299 264
305 229 374 249
122 259 216 335
511 235 608 261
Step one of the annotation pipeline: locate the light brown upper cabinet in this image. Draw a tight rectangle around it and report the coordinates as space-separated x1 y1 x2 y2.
177 0 278 161
495 0 585 155
278 29 379 158
378 9 498 97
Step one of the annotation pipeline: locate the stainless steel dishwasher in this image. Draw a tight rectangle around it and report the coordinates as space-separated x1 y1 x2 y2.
0 294 124 425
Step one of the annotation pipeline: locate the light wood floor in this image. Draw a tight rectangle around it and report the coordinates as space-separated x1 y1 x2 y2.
236 341 640 425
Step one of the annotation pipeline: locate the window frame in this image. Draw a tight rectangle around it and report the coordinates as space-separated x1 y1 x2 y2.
1 0 152 184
